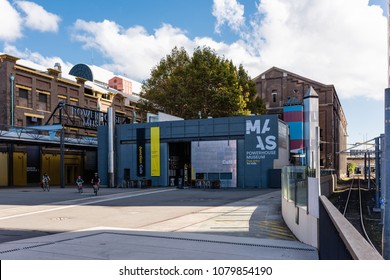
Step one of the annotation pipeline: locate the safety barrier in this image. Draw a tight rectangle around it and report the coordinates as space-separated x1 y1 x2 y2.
319 195 383 260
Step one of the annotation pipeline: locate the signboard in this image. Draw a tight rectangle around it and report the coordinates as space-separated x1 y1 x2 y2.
136 128 146 176
245 116 278 165
151 127 160 176
47 104 129 130
70 105 128 129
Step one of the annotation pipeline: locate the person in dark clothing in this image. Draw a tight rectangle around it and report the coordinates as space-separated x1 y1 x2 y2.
91 172 100 195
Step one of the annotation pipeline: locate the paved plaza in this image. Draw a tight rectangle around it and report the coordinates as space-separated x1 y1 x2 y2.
0 186 318 259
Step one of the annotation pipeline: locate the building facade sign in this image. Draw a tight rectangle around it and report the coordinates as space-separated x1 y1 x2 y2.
136 128 146 176
245 116 278 165
70 105 127 129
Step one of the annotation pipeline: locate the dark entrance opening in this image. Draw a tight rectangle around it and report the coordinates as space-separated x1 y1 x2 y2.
26 146 40 184
168 142 191 187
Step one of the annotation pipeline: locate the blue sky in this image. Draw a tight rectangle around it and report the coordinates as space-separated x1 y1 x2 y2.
0 0 388 146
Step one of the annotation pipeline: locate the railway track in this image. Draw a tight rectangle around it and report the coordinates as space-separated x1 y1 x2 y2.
339 177 376 249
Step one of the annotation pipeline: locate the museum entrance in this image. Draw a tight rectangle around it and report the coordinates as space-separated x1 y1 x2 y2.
168 142 191 187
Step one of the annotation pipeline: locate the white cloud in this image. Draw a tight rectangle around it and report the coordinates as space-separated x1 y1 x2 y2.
15 1 61 32
0 0 23 41
212 0 245 34
3 0 385 102
72 20 196 81
70 0 386 100
247 0 387 100
3 43 73 73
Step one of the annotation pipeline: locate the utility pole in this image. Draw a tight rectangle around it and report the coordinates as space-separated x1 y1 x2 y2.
384 88 390 259
383 0 390 259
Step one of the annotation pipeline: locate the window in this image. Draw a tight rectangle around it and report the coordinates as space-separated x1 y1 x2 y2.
19 88 28 99
38 93 47 103
272 90 277 102
84 88 93 95
220 173 233 180
207 173 219 180
26 116 42 126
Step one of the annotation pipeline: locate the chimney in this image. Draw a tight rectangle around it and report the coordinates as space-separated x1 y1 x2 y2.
47 62 62 78
54 62 62 72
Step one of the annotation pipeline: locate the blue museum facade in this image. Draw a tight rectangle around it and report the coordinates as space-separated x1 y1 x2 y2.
97 114 289 188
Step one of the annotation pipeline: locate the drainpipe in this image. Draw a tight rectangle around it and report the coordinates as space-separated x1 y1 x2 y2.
10 73 14 126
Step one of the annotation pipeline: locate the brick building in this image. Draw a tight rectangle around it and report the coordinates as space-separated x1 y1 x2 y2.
0 53 143 186
253 67 348 177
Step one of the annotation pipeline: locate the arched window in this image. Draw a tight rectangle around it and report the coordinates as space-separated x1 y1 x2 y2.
272 90 277 103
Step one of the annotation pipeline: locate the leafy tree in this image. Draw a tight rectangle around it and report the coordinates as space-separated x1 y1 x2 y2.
139 47 190 117
139 46 265 119
347 162 357 176
237 64 267 115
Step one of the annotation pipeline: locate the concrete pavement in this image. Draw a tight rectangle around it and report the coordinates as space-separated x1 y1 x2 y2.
0 186 318 260
0 227 318 260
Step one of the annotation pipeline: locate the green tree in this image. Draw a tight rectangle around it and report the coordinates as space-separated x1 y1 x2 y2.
139 46 265 119
237 64 267 115
139 47 190 117
347 162 357 177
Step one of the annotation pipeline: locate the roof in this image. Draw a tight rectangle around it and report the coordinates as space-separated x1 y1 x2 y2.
73 64 142 94
10 54 142 95
253 66 335 90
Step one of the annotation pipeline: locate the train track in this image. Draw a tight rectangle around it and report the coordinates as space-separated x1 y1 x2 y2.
340 177 376 249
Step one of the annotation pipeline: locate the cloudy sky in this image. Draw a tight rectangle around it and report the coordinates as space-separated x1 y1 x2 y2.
0 0 387 145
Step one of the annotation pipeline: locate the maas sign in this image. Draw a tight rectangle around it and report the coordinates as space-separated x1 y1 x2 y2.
245 116 278 165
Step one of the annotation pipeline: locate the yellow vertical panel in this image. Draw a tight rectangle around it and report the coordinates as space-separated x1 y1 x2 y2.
51 155 60 185
151 127 160 176
41 154 50 179
41 154 60 185
0 152 8 186
13 152 27 186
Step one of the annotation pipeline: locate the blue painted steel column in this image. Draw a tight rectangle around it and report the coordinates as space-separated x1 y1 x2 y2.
383 88 390 259
375 137 380 209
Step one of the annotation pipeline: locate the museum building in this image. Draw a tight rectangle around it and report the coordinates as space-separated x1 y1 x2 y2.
97 114 290 188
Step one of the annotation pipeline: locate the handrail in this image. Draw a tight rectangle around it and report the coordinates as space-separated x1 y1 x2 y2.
320 195 383 260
